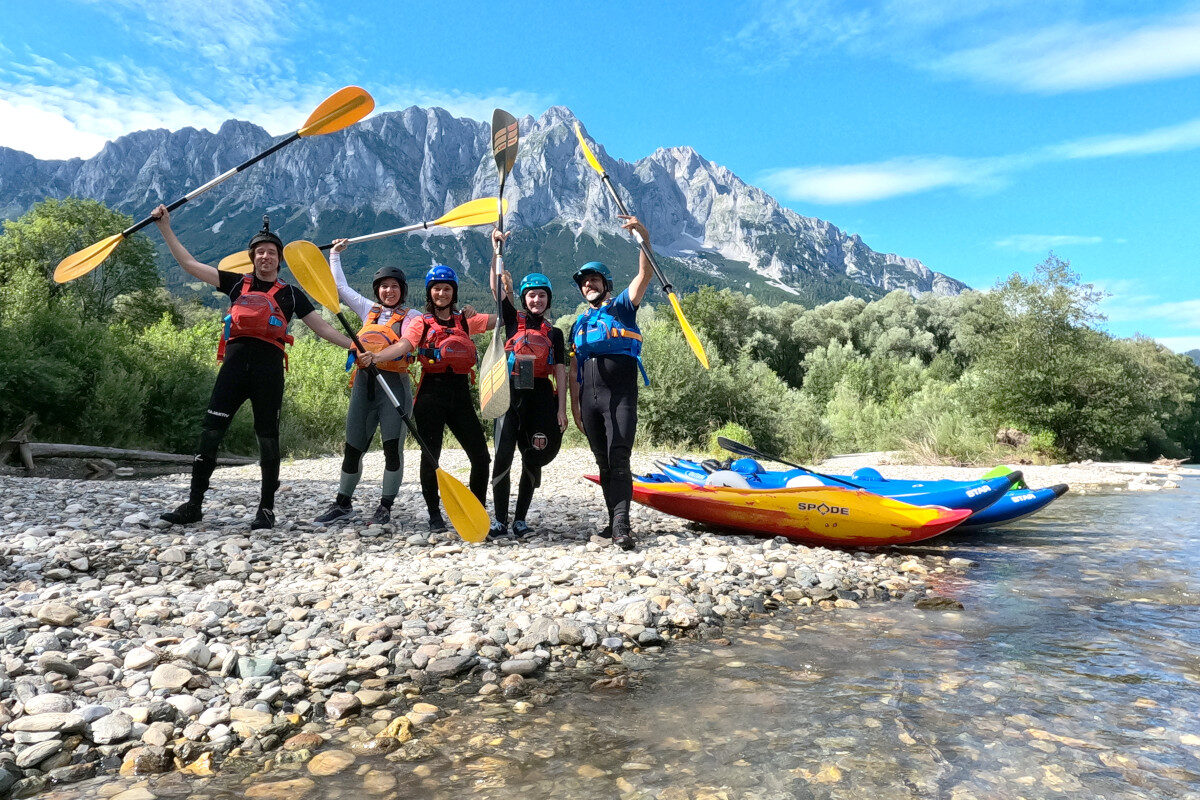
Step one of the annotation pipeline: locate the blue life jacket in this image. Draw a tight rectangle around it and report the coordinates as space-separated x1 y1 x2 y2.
572 300 649 386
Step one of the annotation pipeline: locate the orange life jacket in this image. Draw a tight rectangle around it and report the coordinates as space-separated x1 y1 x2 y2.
505 312 555 379
219 276 294 365
417 312 477 377
350 305 414 386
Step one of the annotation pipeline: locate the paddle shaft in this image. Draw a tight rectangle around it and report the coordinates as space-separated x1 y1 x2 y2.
597 173 675 294
716 436 866 490
122 132 302 238
332 310 440 470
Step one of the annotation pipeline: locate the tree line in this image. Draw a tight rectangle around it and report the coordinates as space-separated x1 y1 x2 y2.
4 198 1197 464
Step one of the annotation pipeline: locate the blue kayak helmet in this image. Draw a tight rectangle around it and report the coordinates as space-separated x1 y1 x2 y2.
518 272 553 309
425 264 458 304
572 261 613 295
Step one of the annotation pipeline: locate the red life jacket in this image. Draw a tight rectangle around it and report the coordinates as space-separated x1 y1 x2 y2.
505 312 555 379
417 312 478 377
350 305 413 386
218 276 294 364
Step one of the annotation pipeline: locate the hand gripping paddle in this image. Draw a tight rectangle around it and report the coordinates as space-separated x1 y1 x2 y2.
573 121 709 370
55 86 375 283
218 197 506 273
282 240 491 543
479 108 520 419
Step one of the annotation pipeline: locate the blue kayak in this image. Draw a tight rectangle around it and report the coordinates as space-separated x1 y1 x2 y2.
647 457 1066 527
650 458 1019 514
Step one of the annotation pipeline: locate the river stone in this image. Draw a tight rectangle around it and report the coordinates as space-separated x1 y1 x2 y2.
363 769 397 794
35 603 80 627
124 647 158 671
37 654 79 678
245 778 315 799
9 712 84 733
150 663 192 690
307 659 347 687
500 659 539 676
284 732 324 751
324 693 361 721
89 711 133 744
307 749 356 776
23 694 73 715
120 745 172 774
24 631 64 654
15 738 62 768
230 707 273 737
425 655 473 678
111 788 157 800
915 596 965 611
166 695 204 718
47 760 98 785
159 546 187 564
237 655 276 679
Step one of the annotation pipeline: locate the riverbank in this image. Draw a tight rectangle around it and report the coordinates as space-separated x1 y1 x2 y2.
0 448 1184 797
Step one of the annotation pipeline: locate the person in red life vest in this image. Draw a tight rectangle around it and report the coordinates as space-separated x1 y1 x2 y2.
569 215 654 551
151 206 358 530
486 230 568 538
371 264 496 533
313 238 422 527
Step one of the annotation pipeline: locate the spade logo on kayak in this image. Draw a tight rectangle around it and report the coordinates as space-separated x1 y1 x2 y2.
798 502 849 516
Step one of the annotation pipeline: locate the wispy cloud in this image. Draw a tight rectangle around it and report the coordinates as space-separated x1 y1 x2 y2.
1154 336 1200 354
724 1 1200 94
762 114 1200 204
933 14 1200 93
994 235 1105 252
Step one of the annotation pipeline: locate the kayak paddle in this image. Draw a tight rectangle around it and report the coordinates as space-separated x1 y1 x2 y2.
217 197 507 273
479 108 520 419
55 86 375 283
716 436 868 490
573 121 709 370
282 239 491 543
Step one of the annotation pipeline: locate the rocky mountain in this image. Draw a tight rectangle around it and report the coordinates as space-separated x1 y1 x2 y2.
0 105 967 306
1186 349 1200 366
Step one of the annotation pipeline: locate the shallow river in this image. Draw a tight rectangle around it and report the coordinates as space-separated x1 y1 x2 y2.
56 481 1200 799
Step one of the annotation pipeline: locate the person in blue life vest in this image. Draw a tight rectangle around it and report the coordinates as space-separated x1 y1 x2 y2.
363 264 496 533
313 238 422 527
487 229 568 538
150 205 358 531
569 214 654 551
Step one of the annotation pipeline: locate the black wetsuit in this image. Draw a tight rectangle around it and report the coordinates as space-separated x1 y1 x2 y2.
491 297 565 526
186 272 314 511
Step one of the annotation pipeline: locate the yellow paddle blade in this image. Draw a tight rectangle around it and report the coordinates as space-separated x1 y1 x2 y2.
668 291 710 369
298 86 375 137
479 338 511 419
217 251 253 273
573 121 605 176
437 468 491 543
53 234 125 283
282 240 340 313
431 197 508 229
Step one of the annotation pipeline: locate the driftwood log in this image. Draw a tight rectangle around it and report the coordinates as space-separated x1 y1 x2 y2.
23 443 255 466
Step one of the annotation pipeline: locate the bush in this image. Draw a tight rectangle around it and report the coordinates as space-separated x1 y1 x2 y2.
708 422 752 456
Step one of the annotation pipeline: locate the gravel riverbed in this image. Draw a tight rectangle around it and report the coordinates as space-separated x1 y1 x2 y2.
0 447 1187 797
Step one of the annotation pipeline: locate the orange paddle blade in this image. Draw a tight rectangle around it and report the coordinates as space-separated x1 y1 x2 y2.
54 234 124 283
298 86 374 136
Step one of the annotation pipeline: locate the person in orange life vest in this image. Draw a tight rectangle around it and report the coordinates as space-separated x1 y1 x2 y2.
485 230 568 538
371 264 495 533
568 215 654 552
151 205 357 531
313 239 423 527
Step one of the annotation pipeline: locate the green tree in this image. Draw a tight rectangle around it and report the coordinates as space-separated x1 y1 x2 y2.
0 197 158 317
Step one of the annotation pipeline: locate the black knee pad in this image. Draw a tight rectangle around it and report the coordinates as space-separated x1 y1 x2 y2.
341 443 365 474
257 435 281 464
382 439 401 472
196 427 224 465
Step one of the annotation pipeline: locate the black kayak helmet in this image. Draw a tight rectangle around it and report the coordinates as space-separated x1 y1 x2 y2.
573 260 613 295
372 265 408 305
247 215 283 257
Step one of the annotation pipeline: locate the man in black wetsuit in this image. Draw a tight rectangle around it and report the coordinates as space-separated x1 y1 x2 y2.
152 205 356 530
569 215 654 551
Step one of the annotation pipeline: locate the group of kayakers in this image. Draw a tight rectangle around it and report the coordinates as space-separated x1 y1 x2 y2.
149 204 651 550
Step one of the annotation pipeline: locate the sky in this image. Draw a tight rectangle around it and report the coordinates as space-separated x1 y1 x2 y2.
1 0 1198 352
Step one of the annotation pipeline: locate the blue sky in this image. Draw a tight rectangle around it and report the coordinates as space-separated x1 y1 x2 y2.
2 0 1198 351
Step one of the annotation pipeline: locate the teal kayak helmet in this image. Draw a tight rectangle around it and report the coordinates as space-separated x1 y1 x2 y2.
425 264 458 304
573 261 613 294
247 215 283 258
518 272 553 309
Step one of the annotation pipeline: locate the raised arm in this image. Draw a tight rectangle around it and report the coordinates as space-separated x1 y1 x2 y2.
620 214 654 307
489 228 512 302
329 242 373 318
151 205 220 288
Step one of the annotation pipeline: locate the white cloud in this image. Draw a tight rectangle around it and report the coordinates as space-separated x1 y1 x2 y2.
0 97 108 159
994 234 1104 252
933 14 1200 93
379 87 555 125
1154 336 1200 354
763 114 1200 204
